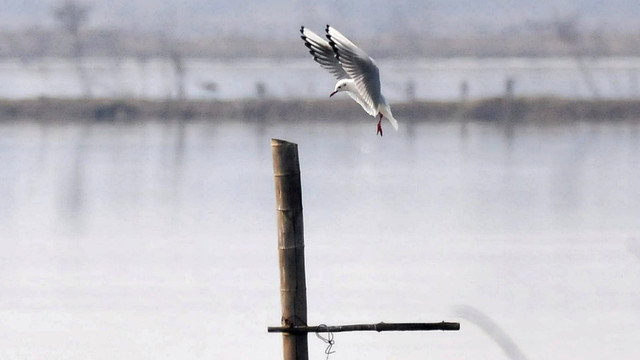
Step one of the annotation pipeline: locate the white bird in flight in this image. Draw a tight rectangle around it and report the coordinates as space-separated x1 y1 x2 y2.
300 25 399 136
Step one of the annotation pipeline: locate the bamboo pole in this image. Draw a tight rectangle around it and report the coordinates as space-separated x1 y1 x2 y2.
268 321 461 333
271 139 308 360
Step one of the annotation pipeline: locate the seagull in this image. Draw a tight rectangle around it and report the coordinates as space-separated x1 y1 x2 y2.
300 25 399 136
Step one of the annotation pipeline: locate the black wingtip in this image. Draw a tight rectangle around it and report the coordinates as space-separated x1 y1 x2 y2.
328 37 340 61
325 24 330 31
300 26 307 41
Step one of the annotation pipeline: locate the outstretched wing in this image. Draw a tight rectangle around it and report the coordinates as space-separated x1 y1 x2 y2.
300 26 349 80
326 25 381 111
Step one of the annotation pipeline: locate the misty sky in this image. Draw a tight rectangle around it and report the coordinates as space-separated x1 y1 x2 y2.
1 0 639 38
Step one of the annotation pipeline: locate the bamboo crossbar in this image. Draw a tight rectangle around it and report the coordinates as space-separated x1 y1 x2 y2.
268 321 460 333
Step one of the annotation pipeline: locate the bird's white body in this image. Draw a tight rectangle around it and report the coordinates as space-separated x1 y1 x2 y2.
332 79 398 131
301 25 398 135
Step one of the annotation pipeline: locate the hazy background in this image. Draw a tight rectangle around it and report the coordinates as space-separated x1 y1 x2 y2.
3 0 640 59
1 1 640 360
3 0 640 36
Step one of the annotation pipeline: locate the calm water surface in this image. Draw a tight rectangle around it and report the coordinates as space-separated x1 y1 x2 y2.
1 118 639 359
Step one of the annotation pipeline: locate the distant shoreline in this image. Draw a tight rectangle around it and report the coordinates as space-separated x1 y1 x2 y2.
3 29 640 59
1 97 640 122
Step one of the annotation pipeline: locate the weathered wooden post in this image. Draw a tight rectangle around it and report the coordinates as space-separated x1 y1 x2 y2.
271 139 308 360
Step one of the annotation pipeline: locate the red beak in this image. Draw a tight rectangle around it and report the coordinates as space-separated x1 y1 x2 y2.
329 90 338 97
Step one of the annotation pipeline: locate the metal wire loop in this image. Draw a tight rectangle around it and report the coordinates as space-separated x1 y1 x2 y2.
315 324 336 360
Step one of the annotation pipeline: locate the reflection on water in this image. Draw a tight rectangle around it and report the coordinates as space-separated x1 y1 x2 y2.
0 118 639 359
455 305 529 360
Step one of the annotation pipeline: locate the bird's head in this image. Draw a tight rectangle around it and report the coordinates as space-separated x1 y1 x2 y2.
330 79 350 97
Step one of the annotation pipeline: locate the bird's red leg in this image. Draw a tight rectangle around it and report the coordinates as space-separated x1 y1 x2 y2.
376 113 383 136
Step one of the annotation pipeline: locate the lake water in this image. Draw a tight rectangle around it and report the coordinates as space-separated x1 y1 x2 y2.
1 118 639 359
3 57 640 100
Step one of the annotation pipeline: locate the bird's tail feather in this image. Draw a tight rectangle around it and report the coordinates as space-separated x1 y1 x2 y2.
387 115 399 131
